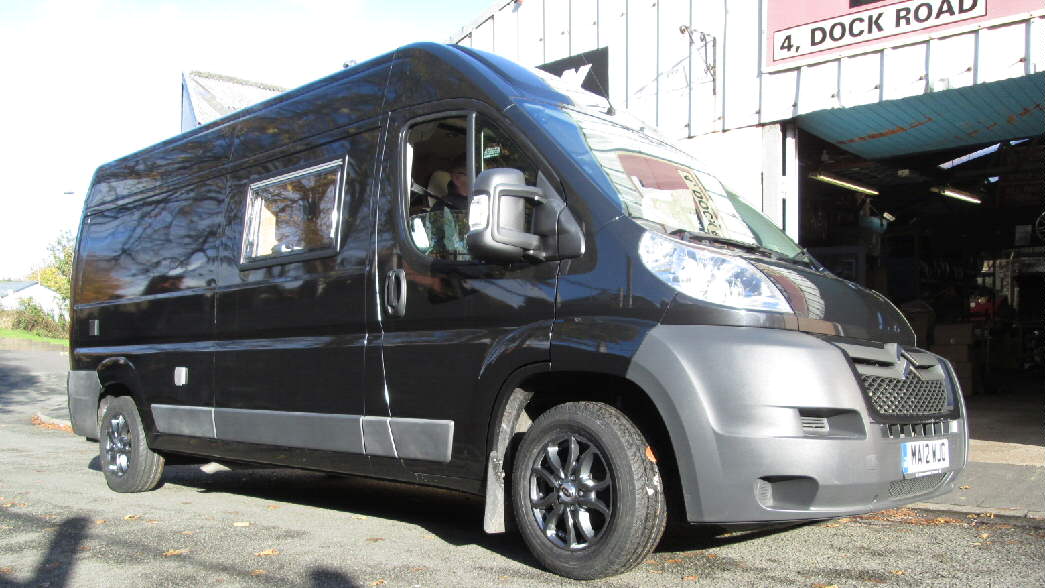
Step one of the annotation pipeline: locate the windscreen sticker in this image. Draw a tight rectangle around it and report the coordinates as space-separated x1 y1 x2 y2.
618 152 758 244
678 169 724 237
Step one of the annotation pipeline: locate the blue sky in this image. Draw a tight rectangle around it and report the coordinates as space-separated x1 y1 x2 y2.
0 0 497 278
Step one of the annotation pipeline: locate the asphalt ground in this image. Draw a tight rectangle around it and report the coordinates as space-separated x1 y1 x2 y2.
2 338 1043 586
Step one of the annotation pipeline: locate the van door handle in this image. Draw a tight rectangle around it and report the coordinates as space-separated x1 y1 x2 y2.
384 269 407 317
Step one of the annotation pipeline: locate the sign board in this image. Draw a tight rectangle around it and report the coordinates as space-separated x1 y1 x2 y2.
765 0 1041 70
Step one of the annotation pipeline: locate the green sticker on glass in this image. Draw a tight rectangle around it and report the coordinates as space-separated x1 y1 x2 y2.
483 146 502 159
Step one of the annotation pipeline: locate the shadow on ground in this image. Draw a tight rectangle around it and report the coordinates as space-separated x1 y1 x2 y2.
0 515 88 588
83 459 801 574
148 463 538 568
0 356 44 416
966 368 1044 446
0 509 369 588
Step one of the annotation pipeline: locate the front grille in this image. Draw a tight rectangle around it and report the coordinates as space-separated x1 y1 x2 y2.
862 375 949 416
889 472 948 498
827 339 956 419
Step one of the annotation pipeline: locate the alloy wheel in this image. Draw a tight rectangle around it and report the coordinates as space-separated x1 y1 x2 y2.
528 433 613 550
105 414 132 476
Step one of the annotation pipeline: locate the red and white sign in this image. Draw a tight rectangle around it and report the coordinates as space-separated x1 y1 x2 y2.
766 0 1041 70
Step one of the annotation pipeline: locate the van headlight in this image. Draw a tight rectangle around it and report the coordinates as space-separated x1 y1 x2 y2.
638 231 792 313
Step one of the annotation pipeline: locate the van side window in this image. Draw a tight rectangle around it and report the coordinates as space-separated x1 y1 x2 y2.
241 161 342 264
404 114 538 261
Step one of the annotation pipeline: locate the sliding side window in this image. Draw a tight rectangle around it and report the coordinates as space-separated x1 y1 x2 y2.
241 161 342 266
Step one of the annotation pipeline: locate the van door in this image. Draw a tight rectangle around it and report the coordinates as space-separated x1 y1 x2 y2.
210 131 378 469
371 107 557 482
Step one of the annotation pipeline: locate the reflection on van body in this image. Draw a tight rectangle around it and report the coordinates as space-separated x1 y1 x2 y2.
68 43 967 580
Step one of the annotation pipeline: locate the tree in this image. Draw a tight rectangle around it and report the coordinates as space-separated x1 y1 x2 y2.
28 231 74 305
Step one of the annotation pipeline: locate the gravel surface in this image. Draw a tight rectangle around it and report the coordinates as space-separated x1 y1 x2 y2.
1 416 1042 588
2 339 1042 586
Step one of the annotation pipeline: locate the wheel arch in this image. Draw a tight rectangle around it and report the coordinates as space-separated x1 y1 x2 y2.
482 367 686 533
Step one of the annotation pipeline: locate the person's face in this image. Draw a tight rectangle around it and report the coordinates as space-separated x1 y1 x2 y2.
451 167 470 195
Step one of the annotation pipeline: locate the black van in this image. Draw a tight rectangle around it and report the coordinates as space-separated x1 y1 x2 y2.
68 43 967 579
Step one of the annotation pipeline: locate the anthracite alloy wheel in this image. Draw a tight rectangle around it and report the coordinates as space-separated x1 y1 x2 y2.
99 396 165 493
528 432 613 550
511 402 667 580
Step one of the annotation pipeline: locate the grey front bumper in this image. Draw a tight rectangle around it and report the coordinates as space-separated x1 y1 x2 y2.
626 325 968 523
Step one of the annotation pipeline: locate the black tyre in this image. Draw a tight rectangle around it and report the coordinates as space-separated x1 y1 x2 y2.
511 401 667 580
99 396 165 493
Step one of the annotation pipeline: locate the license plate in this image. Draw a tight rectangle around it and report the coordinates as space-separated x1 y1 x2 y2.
901 439 949 477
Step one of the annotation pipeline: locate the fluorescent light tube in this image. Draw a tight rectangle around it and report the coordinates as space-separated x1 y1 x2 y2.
809 172 879 195
931 186 981 204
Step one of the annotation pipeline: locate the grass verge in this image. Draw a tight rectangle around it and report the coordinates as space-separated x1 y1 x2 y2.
0 328 67 347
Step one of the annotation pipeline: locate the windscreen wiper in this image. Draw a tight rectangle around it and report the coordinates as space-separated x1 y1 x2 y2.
669 229 785 261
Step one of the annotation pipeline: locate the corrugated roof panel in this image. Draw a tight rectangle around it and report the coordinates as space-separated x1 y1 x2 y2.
797 73 1044 159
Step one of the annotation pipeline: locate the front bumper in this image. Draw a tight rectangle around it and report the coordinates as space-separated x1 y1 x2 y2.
625 325 968 523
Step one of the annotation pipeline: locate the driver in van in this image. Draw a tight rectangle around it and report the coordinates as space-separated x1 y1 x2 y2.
434 154 470 211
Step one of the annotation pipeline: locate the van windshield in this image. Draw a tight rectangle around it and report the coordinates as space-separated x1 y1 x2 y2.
564 106 805 261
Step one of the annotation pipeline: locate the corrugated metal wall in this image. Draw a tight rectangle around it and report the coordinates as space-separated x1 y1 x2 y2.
452 1 1043 240
453 1 1044 137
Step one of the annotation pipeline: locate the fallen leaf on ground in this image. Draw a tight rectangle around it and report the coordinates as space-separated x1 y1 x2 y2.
857 508 963 526
812 584 839 588
163 549 187 557
233 522 251 527
978 533 990 539
707 553 718 559
266 505 280 510
352 515 367 520
250 570 267 576
682 575 699 581
649 570 664 574
0 567 11 574
665 558 682 564
94 520 106 525
30 416 73 433
644 560 658 565
147 520 159 524
78 546 91 552
179 531 194 535
255 549 280 557
410 567 425 572
365 537 385 543
959 485 970 490
890 570 905 576
124 514 141 521
370 580 386 586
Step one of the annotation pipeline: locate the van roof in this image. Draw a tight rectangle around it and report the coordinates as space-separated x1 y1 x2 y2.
84 42 571 214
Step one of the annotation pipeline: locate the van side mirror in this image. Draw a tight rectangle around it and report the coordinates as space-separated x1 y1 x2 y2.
466 168 584 263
